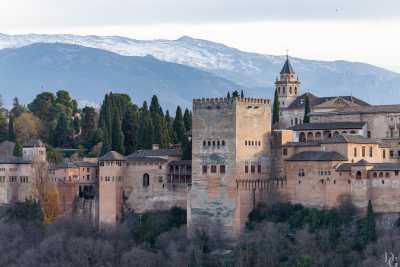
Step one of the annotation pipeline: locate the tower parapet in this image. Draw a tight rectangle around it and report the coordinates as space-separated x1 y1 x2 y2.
193 97 271 110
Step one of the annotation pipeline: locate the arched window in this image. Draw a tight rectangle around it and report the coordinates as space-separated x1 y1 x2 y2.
289 87 292 94
333 131 340 137
299 132 306 143
307 132 314 142
294 87 297 94
315 132 322 141
350 130 356 134
356 171 362 180
143 173 150 188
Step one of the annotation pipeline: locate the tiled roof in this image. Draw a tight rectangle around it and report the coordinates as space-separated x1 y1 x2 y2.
74 161 98 168
286 93 369 110
287 151 347 161
23 139 44 148
320 134 378 144
0 156 31 164
99 151 124 161
280 57 295 74
354 159 370 166
290 122 366 131
127 148 181 158
370 163 400 171
125 155 168 163
336 163 352 172
311 105 400 116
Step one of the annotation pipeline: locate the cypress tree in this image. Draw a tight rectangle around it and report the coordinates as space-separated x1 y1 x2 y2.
122 106 139 154
138 101 154 149
111 112 124 154
272 88 280 125
165 110 174 145
13 142 22 157
173 106 185 144
240 90 244 98
362 200 377 244
183 109 192 134
8 116 16 142
0 95 7 142
150 95 163 145
81 106 98 148
227 92 231 99
159 116 171 148
303 94 311 123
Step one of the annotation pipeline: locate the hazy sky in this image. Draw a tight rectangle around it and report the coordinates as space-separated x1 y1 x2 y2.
1 0 399 69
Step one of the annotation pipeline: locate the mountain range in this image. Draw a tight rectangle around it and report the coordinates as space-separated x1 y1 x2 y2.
0 33 399 109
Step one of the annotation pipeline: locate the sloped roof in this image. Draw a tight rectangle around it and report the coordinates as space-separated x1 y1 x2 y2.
287 151 347 161
290 122 366 131
354 159 370 166
286 93 369 110
311 104 400 116
336 163 352 172
320 134 379 145
125 155 168 163
280 57 295 74
0 156 31 164
99 151 124 161
23 139 44 148
127 148 181 158
370 163 400 171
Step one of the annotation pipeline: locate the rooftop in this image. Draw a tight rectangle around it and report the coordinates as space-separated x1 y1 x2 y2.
98 151 125 161
311 104 400 116
286 93 369 110
287 151 347 162
0 156 31 164
280 56 295 75
290 122 366 131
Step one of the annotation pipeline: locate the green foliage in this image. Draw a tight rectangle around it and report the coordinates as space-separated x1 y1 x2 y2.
240 90 244 98
4 199 44 225
46 146 63 164
232 90 239 98
10 97 27 118
80 106 98 149
122 106 139 154
111 112 125 154
124 207 187 247
13 142 22 157
138 101 154 149
303 94 311 123
72 116 80 135
173 106 185 144
0 96 7 142
272 88 280 125
54 113 69 147
8 116 16 142
360 200 376 244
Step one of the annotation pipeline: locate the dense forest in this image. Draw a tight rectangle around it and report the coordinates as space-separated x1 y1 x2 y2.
0 91 192 160
0 196 397 267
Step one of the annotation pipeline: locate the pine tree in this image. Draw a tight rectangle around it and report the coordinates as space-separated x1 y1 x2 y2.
8 116 16 142
54 113 69 147
111 112 124 154
272 88 280 125
173 106 185 144
81 106 98 148
240 90 244 98
303 94 311 123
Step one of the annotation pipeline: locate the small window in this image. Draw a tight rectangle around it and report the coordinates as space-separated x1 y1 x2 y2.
222 140 225 146
258 141 261 146
245 141 248 146
217 140 220 146
251 165 255 173
220 165 226 174
212 141 216 146
362 146 366 157
203 141 206 146
283 148 288 156
383 149 386 159
202 165 207 174
211 165 217 173
390 150 394 158
208 141 211 146
143 173 150 188
367 131 371 138
396 171 399 176
354 147 357 157
369 147 373 157
257 165 261 173
245 165 249 173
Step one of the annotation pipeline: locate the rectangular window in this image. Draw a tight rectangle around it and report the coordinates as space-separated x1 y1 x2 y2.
390 150 394 159
257 165 261 173
251 165 255 174
220 165 226 174
383 149 386 159
362 146 366 157
202 165 207 174
245 165 249 174
354 147 357 157
283 148 288 156
369 147 373 157
211 165 217 173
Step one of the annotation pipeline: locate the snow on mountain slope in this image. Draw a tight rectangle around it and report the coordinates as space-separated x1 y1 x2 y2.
0 33 400 104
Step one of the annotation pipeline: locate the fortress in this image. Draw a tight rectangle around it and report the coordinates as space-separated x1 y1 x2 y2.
2 57 400 235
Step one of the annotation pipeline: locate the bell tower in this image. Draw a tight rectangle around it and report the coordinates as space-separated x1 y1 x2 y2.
275 55 300 108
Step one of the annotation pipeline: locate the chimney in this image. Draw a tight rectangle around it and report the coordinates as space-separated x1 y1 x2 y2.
152 144 160 150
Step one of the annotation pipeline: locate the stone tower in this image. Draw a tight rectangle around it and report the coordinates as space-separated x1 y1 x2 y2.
275 56 300 108
189 97 272 237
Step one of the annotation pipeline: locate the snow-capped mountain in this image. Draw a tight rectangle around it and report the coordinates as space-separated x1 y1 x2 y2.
0 33 399 105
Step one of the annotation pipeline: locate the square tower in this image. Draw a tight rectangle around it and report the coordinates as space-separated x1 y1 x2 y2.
189 97 272 236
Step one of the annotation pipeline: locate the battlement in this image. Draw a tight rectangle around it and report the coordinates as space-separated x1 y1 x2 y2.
193 97 271 109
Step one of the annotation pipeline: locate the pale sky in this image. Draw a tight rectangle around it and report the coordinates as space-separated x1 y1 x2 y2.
1 0 399 70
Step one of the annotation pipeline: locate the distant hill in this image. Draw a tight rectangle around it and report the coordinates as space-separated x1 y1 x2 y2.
0 33 399 105
0 43 240 110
